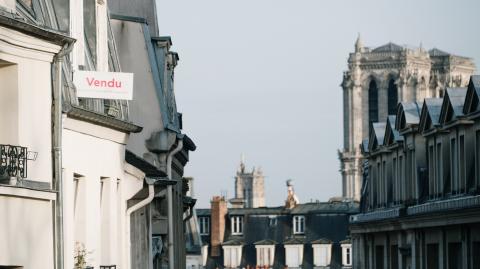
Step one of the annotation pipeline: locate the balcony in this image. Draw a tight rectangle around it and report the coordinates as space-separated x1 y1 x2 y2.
0 144 28 180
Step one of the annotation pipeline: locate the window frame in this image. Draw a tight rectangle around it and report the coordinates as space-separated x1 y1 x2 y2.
292 215 305 234
231 216 243 235
341 243 353 267
199 216 210 235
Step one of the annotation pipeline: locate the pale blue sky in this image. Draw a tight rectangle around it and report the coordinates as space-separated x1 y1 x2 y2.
156 0 480 208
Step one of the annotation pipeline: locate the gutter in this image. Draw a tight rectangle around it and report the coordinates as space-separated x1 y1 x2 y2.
167 139 183 269
53 41 75 269
125 180 155 269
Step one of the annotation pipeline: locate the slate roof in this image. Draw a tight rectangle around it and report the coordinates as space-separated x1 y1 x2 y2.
196 208 211 216
384 115 403 146
369 122 387 152
284 237 307 245
311 238 333 244
440 87 468 124
423 98 444 126
396 102 421 130
254 239 277 245
464 75 480 115
372 42 404 52
222 238 244 246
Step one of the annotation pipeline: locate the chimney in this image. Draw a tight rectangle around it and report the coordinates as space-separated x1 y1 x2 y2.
210 196 227 256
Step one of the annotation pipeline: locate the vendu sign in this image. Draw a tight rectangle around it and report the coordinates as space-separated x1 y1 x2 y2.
73 70 134 100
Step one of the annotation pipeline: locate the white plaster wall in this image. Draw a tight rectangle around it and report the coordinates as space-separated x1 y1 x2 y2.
0 193 54 268
0 50 55 183
62 119 145 269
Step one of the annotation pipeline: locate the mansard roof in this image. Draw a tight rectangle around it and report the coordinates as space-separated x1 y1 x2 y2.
419 98 443 133
222 238 244 246
463 75 480 115
439 87 468 124
368 122 387 152
372 42 404 52
395 102 421 131
384 115 403 146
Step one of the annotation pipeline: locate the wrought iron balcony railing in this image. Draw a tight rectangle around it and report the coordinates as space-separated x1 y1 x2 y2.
100 266 116 269
0 144 27 179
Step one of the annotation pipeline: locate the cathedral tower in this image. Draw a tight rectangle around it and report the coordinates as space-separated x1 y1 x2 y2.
230 157 265 208
340 36 475 201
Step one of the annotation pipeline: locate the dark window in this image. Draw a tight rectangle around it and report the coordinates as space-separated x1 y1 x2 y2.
390 245 398 269
451 138 458 194
369 80 379 123
427 243 439 269
375 246 384 269
388 79 398 115
460 135 466 193
448 242 462 269
429 145 435 198
472 242 480 269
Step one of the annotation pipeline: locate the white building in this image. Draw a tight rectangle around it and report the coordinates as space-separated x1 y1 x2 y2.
0 0 197 269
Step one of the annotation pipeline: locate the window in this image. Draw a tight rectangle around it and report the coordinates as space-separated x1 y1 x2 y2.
285 245 304 267
390 245 398 269
223 246 242 268
293 215 305 234
392 157 397 203
448 242 462 269
429 144 435 198
427 243 439 269
399 155 404 202
256 245 275 267
459 135 466 193
341 243 352 266
312 244 332 267
369 80 379 123
375 246 384 269
436 143 443 196
199 217 210 235
451 138 458 194
388 79 398 115
231 216 243 235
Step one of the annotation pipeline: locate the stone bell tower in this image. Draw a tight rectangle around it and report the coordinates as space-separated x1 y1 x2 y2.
230 156 265 208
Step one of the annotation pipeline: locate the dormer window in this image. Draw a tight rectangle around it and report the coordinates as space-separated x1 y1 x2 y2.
231 216 243 235
199 216 210 235
293 215 305 234
341 240 352 267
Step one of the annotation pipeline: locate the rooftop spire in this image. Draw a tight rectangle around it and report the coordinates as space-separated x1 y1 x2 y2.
355 33 363 53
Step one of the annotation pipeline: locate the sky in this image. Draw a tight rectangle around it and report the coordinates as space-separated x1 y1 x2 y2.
155 0 480 208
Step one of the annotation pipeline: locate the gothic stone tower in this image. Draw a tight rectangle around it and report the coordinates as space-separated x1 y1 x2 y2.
339 36 475 201
230 159 265 208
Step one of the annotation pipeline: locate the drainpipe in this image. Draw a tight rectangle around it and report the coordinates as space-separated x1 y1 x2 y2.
53 42 74 269
125 180 155 268
167 139 183 269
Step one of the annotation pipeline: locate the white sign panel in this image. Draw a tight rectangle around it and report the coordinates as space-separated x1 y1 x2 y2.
73 70 134 100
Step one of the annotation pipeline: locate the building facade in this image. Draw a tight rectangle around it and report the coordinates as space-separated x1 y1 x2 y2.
339 37 476 201
350 76 480 269
198 196 357 269
0 0 196 269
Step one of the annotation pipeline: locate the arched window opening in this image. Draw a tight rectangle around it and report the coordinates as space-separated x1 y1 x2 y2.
388 79 398 115
369 80 379 123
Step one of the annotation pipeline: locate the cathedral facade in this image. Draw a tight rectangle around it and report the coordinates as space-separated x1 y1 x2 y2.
339 36 476 201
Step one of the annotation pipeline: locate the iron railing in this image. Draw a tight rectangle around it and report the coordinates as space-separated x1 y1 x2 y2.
100 266 116 269
0 144 27 178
